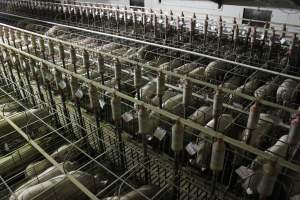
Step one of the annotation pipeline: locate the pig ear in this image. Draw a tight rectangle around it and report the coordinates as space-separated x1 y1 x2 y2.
94 175 108 189
63 161 78 171
61 162 67 174
71 161 79 170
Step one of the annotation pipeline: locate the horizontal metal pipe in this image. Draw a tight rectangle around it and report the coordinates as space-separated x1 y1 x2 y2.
1 42 299 173
0 12 299 81
13 0 300 34
0 21 297 114
0 79 154 200
0 114 101 200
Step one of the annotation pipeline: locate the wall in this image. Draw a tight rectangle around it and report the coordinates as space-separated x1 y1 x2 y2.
146 0 300 26
74 0 300 26
72 0 129 5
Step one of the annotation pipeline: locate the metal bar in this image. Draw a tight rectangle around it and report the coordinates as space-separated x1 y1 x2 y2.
0 113 101 200
2 42 299 173
21 0 300 32
0 13 299 81
0 69 156 200
0 176 17 199
0 22 297 114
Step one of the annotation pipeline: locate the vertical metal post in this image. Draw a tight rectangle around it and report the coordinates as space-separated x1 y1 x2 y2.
4 27 10 45
70 46 77 73
183 79 192 118
75 88 86 138
83 49 90 79
7 55 21 97
0 27 4 43
171 120 184 200
211 88 223 197
59 42 66 68
48 40 55 64
69 5 73 23
39 37 46 60
210 137 225 198
217 16 222 54
30 59 45 102
0 50 9 85
142 12 147 38
203 14 208 45
153 14 158 39
176 15 181 42
268 28 276 60
90 5 95 26
157 71 165 109
16 31 22 51
190 14 196 44
100 8 106 31
287 112 300 159
58 78 72 134
10 29 16 48
114 58 121 91
164 15 169 42
250 26 256 58
80 6 84 25
87 7 91 27
262 22 269 47
138 105 150 183
287 33 297 66
23 33 30 53
280 24 286 40
243 101 260 144
245 21 251 48
74 5 78 23
23 59 36 106
31 35 37 56
111 94 126 171
134 64 142 100
231 17 237 42
115 6 120 33
89 84 105 153
97 53 105 85
133 10 137 36
233 25 239 51
159 10 163 39
44 67 60 128
14 53 27 99
124 6 128 33
169 10 174 41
